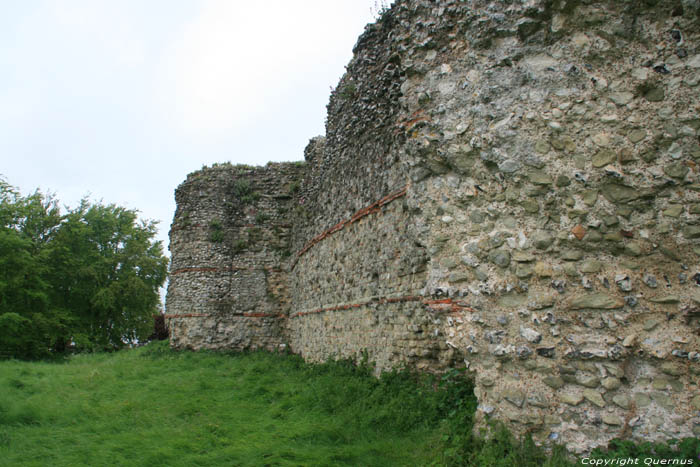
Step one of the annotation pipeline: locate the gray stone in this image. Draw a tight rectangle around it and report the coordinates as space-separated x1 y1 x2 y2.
600 184 645 204
664 162 689 179
683 226 700 239
527 393 549 408
691 395 700 410
532 231 554 249
503 389 526 407
592 150 617 168
660 363 683 376
488 249 511 268
650 392 674 410
601 377 622 390
449 271 470 283
543 376 564 389
583 389 606 407
643 274 658 288
529 171 553 185
561 249 583 261
568 293 625 310
649 295 679 304
515 263 534 278
644 86 665 102
576 374 600 388
580 260 603 273
612 394 631 409
602 414 623 426
609 92 634 106
628 129 646 143
520 326 542 344
474 266 489 281
560 392 584 406
499 159 522 173
634 393 652 407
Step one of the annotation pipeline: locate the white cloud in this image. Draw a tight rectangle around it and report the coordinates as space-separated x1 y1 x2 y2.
158 0 374 138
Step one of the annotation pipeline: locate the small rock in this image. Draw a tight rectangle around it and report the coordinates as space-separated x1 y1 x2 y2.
592 150 617 168
568 293 625 310
512 251 535 262
532 231 554 249
644 86 665 102
691 395 700 410
527 393 549 408
560 392 584 406
643 274 658 288
609 92 634 106
449 271 470 283
628 129 646 143
561 249 583 261
580 260 603 273
660 362 683 376
503 389 526 407
601 377 622 390
576 374 600 388
664 162 689 179
543 376 564 389
488 249 511 268
613 394 631 409
583 389 606 407
551 280 566 294
537 347 556 358
649 295 679 304
517 345 533 359
571 224 586 240
520 326 542 344
634 393 651 407
534 262 553 278
643 319 660 331
602 414 623 426
615 274 632 292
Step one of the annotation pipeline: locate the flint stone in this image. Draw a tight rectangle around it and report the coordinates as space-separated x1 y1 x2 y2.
568 293 625 310
602 414 623 426
503 389 526 407
583 389 606 407
601 377 622 390
576 374 600 388
649 295 679 304
612 394 631 409
520 326 542 344
560 392 584 406
543 376 564 389
532 231 554 249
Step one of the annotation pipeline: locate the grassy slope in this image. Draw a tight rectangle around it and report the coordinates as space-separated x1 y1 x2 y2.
0 343 449 466
1 344 696 466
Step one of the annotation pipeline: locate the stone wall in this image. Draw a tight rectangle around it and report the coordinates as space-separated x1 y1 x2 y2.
166 0 700 454
167 163 305 351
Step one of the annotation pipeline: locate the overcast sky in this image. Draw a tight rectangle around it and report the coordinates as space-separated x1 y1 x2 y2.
1 0 385 259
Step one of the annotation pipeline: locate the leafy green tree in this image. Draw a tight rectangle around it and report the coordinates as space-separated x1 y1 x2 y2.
0 178 168 357
0 180 65 357
49 201 168 350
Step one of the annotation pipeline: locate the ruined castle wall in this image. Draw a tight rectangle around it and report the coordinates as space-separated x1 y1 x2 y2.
167 0 700 454
284 16 442 370
166 163 305 351
388 0 700 453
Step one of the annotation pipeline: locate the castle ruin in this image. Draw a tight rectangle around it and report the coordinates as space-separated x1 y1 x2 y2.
166 0 700 453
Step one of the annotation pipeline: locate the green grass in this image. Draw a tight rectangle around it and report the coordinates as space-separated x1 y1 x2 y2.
0 344 697 466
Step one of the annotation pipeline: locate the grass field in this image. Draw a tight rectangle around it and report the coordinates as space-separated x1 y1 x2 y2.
0 342 697 466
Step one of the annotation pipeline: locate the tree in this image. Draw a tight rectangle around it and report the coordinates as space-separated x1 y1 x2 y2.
49 201 168 350
0 178 168 358
0 180 64 358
